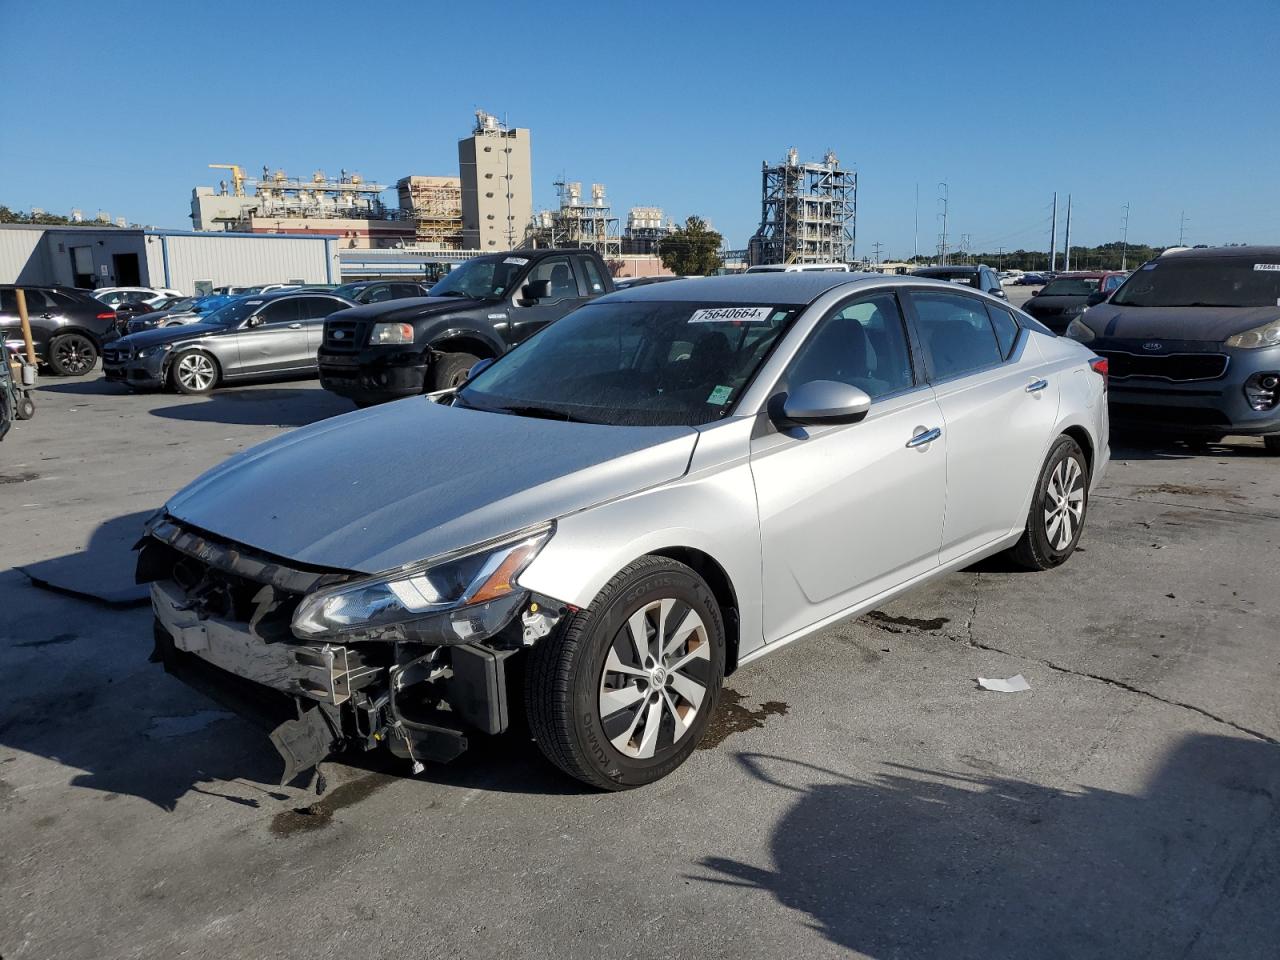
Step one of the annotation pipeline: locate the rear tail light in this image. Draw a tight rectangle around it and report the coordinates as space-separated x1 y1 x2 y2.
96 312 116 320
1089 356 1109 390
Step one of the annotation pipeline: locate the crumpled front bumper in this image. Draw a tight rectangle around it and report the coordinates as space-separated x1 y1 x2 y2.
102 350 167 387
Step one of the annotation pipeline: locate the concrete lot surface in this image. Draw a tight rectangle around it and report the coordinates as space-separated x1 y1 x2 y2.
1 373 1277 960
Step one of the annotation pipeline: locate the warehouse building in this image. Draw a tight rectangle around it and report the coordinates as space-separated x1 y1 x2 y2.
0 224 340 293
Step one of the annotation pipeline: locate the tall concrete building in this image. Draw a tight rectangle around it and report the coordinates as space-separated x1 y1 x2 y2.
458 110 532 251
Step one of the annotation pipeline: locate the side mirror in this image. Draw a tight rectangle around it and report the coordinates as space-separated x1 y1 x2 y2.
775 380 871 426
467 357 495 380
521 279 552 302
1086 291 1107 306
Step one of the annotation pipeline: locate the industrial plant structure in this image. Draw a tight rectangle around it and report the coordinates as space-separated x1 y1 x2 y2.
526 181 621 258
622 207 672 255
396 176 463 248
748 148 857 266
458 110 533 251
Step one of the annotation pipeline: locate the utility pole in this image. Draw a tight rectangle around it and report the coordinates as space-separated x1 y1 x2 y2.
937 182 950 265
913 183 919 261
1049 192 1058 272
1119 202 1130 270
871 241 884 266
997 246 1004 269
1178 210 1188 246
1063 194 1073 271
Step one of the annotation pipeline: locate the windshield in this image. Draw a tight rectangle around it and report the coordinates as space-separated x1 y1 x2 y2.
201 298 261 326
1040 278 1100 296
458 300 802 427
1111 258 1280 308
331 283 366 299
429 256 525 300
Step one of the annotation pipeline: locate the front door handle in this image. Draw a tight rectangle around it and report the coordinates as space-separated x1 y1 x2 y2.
288 322 303 329
1026 378 1049 393
906 427 942 448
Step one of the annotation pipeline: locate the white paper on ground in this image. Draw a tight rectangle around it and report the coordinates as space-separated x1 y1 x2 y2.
977 674 1031 693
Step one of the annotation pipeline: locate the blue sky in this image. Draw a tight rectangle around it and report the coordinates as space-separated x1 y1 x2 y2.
2 0 1277 257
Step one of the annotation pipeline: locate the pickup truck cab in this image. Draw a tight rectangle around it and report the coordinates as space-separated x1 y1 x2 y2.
319 248 615 405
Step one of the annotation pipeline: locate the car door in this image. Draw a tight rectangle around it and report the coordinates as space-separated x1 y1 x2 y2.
750 289 949 643
233 298 309 375
904 289 1059 563
297 296 349 364
507 255 587 344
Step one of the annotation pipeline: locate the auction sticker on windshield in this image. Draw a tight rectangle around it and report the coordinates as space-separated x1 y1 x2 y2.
504 257 529 266
689 306 774 323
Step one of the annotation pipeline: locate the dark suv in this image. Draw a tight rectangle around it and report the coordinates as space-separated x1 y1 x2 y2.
0 285 118 376
1066 245 1280 452
909 264 1008 299
319 248 615 405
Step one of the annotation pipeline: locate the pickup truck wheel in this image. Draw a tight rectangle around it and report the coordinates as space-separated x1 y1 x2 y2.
170 350 219 395
47 333 97 376
525 556 725 790
429 351 480 391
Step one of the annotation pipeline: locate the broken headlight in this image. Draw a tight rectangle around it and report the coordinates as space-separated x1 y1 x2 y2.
291 523 552 644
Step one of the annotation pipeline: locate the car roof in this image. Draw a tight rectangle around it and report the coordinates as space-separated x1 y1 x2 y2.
240 289 354 303
1158 244 1280 261
600 272 951 305
912 265 983 273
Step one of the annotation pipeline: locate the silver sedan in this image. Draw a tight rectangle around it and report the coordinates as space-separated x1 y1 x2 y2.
102 291 355 394
143 273 1109 788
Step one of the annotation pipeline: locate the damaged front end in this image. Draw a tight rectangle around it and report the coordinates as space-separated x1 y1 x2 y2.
139 515 565 784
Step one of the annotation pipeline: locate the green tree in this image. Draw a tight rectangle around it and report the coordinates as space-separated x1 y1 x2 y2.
658 216 723 275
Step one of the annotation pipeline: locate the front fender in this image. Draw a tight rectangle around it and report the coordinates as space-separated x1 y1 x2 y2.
417 318 505 357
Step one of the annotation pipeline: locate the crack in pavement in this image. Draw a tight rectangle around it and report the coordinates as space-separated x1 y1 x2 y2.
956 633 1277 745
1095 493 1280 522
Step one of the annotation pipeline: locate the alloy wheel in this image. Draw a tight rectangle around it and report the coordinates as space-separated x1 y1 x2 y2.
598 598 711 759
55 336 95 375
1043 456 1085 551
176 353 216 392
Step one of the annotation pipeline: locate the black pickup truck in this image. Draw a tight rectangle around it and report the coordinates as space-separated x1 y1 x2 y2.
318 249 615 406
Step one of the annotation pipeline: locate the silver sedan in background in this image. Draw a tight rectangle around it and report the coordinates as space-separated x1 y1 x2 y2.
102 290 355 394
141 273 1109 788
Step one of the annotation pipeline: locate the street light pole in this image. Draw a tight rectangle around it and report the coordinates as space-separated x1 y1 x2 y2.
1120 202 1130 270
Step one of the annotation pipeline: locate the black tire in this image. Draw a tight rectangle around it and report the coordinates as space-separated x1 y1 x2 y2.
1264 435 1280 456
525 556 726 790
428 351 481 391
47 333 97 377
1007 435 1089 571
169 350 220 395
15 395 35 420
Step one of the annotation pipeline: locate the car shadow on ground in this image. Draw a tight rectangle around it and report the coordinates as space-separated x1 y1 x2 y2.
1110 434 1272 461
18 510 154 605
35 375 121 396
696 736 1279 959
147 385 354 428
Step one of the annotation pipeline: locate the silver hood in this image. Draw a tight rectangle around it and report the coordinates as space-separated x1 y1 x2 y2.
1080 304 1280 341
165 398 698 573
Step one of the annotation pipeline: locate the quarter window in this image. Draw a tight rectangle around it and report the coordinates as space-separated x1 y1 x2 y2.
986 303 1020 358
578 256 606 294
910 291 1003 380
786 292 915 399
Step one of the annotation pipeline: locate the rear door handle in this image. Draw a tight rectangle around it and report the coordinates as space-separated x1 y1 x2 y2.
1026 378 1049 393
906 427 942 448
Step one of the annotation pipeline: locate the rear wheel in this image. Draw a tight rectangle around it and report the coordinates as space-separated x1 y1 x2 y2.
525 556 725 790
1007 436 1089 570
170 350 219 395
427 351 480 391
47 333 97 377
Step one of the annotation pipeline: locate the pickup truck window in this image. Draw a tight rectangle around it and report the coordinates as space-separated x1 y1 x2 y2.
429 256 522 300
526 257 578 303
578 255 606 294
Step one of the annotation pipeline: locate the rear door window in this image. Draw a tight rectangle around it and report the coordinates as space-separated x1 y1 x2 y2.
909 290 1004 380
297 297 343 320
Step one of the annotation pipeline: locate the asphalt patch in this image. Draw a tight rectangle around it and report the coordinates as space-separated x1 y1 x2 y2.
14 632 78 648
699 688 789 750
270 772 397 837
0 471 39 484
1134 483 1245 502
865 610 950 631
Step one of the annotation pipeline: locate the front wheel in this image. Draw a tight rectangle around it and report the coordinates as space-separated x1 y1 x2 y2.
1007 436 1089 570
525 556 725 790
47 333 98 377
427 351 480 391
169 350 219 395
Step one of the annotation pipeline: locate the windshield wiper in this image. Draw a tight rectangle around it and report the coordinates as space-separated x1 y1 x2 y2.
493 404 595 424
